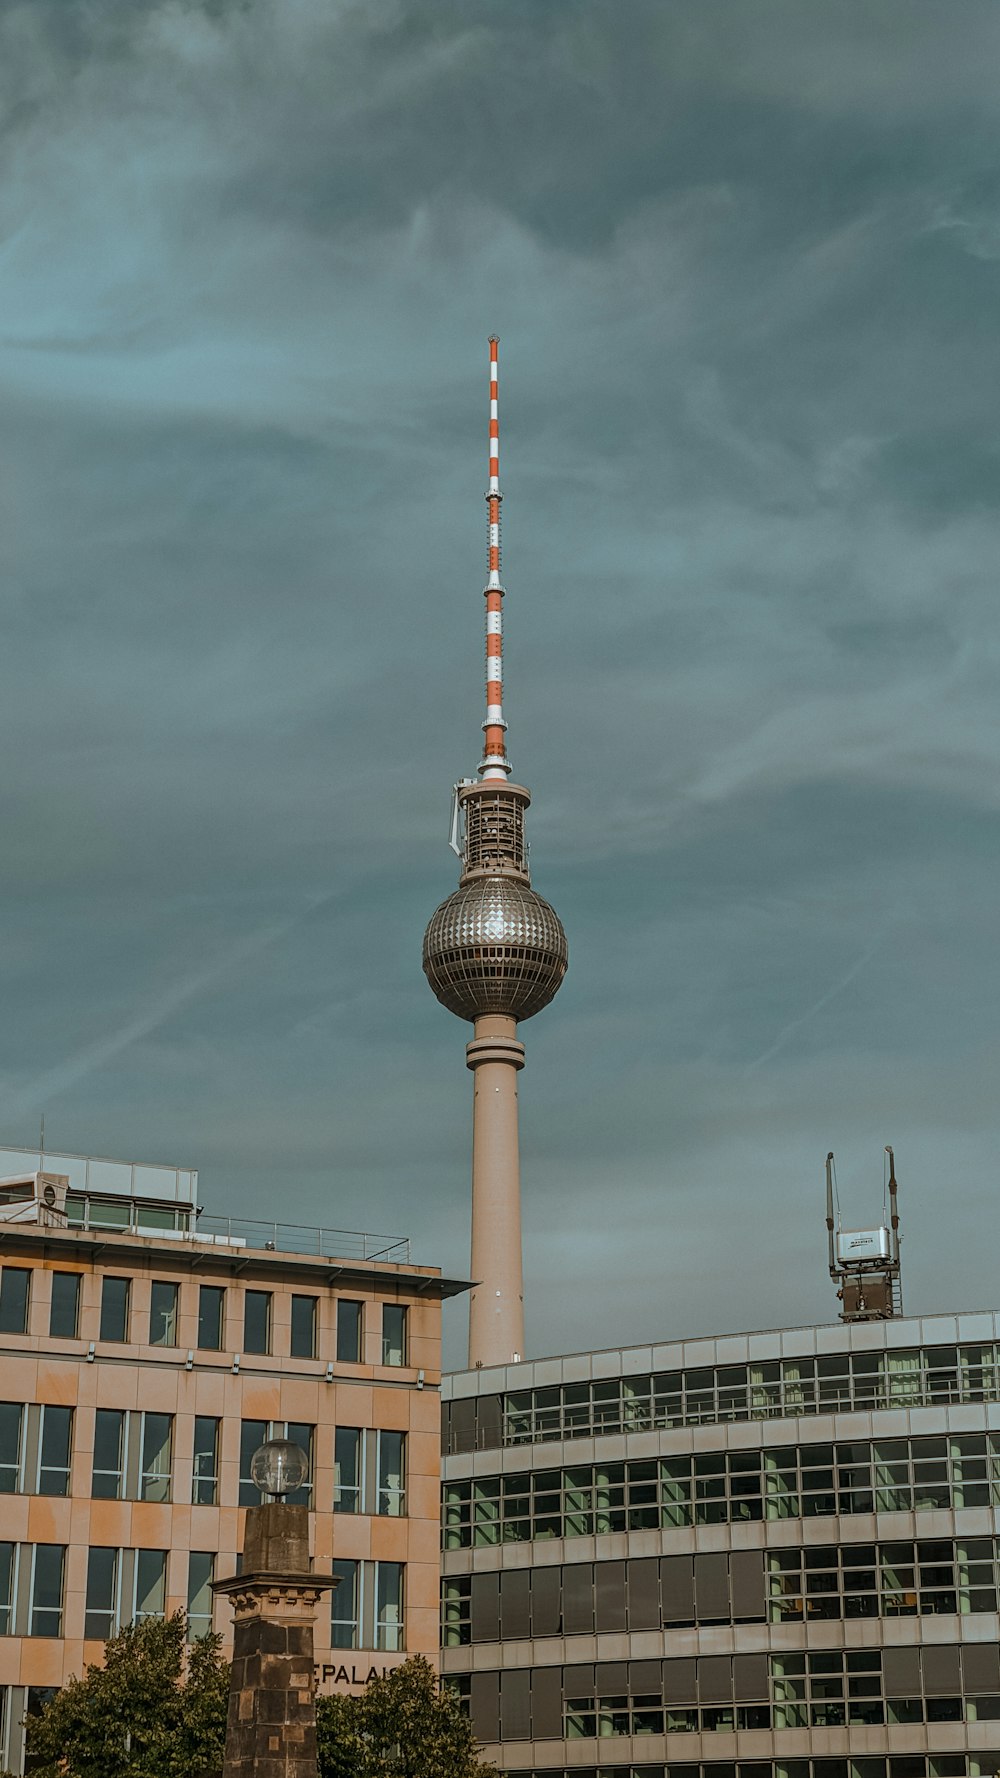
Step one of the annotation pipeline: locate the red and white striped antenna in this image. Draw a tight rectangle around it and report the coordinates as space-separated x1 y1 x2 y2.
480 335 510 780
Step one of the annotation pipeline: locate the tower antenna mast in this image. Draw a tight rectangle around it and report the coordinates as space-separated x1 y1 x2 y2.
423 339 569 1369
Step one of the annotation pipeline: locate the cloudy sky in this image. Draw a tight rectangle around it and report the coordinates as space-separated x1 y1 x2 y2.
0 0 997 1367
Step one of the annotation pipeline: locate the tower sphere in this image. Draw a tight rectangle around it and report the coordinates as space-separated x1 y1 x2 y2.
423 876 568 1023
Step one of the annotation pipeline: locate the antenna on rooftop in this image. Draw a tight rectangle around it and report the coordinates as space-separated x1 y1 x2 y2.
825 1146 902 1321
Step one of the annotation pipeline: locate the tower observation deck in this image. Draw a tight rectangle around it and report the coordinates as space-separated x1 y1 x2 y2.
423 338 568 1369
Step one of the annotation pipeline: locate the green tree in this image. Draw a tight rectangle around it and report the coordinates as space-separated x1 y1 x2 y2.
316 1656 496 1778
24 1611 228 1778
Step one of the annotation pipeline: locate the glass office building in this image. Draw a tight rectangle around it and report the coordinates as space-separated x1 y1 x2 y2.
440 1311 1000 1778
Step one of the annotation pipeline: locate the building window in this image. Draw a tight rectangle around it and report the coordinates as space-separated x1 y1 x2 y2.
85 1548 119 1640
49 1272 81 1339
0 1407 22 1494
334 1429 362 1513
291 1296 317 1360
0 1268 30 1336
140 1414 173 1503
336 1300 362 1363
93 1409 127 1499
86 1549 166 1639
135 1548 167 1622
0 1403 72 1498
243 1290 272 1355
29 1545 65 1637
377 1431 406 1517
192 1417 220 1506
334 1429 406 1518
100 1276 130 1343
239 1420 313 1507
375 1562 404 1651
37 1406 73 1496
441 1577 471 1647
381 1305 407 1367
329 1559 406 1651
331 1559 360 1649
0 1545 14 1635
198 1285 225 1351
93 1410 173 1502
149 1281 179 1347
187 1552 215 1641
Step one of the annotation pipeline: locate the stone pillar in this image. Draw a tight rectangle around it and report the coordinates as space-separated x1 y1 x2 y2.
467 1011 526 1368
212 1503 336 1778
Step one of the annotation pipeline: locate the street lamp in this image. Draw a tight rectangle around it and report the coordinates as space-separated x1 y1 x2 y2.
249 1438 309 1500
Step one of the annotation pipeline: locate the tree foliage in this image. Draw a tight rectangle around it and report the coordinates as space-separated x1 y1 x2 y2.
24 1611 228 1778
316 1656 496 1778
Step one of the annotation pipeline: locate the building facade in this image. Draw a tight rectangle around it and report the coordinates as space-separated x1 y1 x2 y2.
441 1311 1000 1778
0 1146 466 1774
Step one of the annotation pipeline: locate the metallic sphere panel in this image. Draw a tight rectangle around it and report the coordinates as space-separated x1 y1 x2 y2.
423 877 568 1021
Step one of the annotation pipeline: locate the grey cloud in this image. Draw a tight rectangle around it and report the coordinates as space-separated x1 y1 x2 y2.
0 0 996 1366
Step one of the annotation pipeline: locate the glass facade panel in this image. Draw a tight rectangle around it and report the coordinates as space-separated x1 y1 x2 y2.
48 1272 81 1339
290 1296 317 1360
336 1300 362 1363
148 1281 179 1347
243 1290 271 1356
99 1276 130 1343
382 1305 407 1367
375 1561 404 1650
38 1406 73 1496
0 1269 30 1336
192 1416 220 1506
198 1285 225 1351
332 1559 360 1648
187 1552 215 1641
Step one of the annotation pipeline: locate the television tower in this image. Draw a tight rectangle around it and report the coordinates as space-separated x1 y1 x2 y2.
423 338 568 1370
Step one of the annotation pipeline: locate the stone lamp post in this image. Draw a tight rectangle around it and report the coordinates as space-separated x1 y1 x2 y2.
213 1439 336 1778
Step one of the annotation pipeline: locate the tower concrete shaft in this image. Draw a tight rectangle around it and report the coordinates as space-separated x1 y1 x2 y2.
422 338 568 1371
467 1015 525 1365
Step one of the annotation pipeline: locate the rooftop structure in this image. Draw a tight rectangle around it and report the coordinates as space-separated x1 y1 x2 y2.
423 338 568 1371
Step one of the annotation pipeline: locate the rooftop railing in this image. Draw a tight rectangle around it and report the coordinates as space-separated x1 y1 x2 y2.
194 1214 411 1264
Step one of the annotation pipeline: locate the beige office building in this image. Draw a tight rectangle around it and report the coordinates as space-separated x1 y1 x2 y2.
0 1146 465 1774
441 1311 1000 1778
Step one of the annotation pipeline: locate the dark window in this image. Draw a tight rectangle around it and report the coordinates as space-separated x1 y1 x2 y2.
375 1562 404 1650
198 1285 225 1351
187 1552 215 1641
291 1296 317 1360
149 1282 179 1347
284 1422 315 1507
100 1277 130 1343
30 1544 65 1636
0 1542 13 1634
38 1407 73 1496
382 1304 407 1367
377 1431 405 1516
336 1300 362 1363
243 1290 271 1355
0 1404 23 1492
332 1558 360 1648
85 1548 118 1640
0 1268 30 1335
139 1414 173 1502
93 1409 126 1498
239 1419 268 1507
135 1549 167 1621
335 1428 362 1513
192 1417 220 1506
49 1273 81 1339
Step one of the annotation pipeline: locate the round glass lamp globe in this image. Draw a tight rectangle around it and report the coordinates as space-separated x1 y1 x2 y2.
249 1438 309 1499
